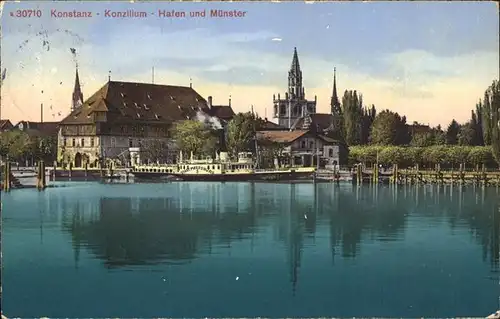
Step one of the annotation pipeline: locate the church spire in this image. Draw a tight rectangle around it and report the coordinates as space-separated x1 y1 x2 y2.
72 66 84 112
290 47 300 75
331 67 340 114
288 47 304 99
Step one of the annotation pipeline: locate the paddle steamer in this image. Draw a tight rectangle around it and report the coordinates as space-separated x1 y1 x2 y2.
131 151 316 181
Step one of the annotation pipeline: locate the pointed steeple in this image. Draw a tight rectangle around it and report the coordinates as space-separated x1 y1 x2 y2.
72 66 84 112
290 47 300 75
331 67 340 114
288 47 304 99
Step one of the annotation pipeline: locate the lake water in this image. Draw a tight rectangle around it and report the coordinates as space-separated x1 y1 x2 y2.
2 182 499 318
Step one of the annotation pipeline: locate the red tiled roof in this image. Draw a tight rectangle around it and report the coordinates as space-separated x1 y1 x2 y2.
257 130 309 143
60 81 216 125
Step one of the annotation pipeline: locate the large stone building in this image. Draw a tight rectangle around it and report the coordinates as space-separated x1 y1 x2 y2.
58 70 234 167
273 48 317 129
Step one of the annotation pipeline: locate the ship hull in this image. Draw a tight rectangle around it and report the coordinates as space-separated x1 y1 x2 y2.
131 170 315 182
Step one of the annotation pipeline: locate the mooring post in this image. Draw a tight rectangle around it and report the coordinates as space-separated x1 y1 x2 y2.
108 161 113 178
357 164 362 184
36 161 40 190
69 162 73 179
415 164 420 184
459 163 464 185
41 160 46 190
53 160 57 181
3 162 11 192
84 162 88 178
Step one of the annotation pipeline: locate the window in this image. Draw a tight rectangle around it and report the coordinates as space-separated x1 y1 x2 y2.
138 139 142 147
90 138 95 147
72 138 76 147
63 138 67 147
309 141 314 148
329 149 333 157
129 138 133 147
301 141 306 148
110 137 116 147
81 138 85 147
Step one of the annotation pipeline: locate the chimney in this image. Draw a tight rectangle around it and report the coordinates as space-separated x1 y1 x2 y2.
207 96 213 109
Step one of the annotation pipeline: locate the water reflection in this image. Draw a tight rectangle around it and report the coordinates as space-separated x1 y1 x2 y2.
45 183 498 288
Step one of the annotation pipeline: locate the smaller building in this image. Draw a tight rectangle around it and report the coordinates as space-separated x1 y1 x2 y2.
256 129 348 168
14 121 60 138
0 119 13 132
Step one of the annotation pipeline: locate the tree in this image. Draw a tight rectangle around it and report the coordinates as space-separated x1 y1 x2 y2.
0 130 36 163
36 135 57 162
141 139 172 164
457 122 476 146
342 90 363 146
410 132 435 147
489 80 500 165
446 120 460 145
226 112 263 157
170 120 217 157
257 138 287 168
370 110 407 145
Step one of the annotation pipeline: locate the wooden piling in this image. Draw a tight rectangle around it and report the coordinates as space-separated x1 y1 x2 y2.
84 162 88 178
53 161 57 181
36 160 46 190
3 162 11 192
69 162 73 179
393 164 398 184
356 164 362 184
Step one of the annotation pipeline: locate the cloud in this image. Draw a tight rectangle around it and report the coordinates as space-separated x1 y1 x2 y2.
271 37 282 42
1 21 498 127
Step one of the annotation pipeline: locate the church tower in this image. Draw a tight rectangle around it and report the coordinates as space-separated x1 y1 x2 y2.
273 47 317 129
288 47 304 100
71 67 84 113
328 67 345 140
331 67 341 115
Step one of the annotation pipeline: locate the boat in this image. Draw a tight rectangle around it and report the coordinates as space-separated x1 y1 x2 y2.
131 151 316 182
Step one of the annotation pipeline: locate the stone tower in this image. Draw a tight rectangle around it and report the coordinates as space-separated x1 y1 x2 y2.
273 47 317 129
328 67 345 140
71 67 84 113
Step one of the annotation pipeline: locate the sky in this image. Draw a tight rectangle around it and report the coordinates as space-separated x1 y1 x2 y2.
1 1 498 127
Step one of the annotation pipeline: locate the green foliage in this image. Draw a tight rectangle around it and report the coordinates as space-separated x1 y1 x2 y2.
258 138 287 168
226 112 263 157
348 145 496 168
446 120 460 145
489 80 500 165
457 122 476 146
370 110 409 145
342 90 363 145
170 120 217 156
410 132 434 147
0 130 36 161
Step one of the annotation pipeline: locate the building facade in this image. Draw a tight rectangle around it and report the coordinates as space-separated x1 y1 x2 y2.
58 71 234 168
273 48 317 129
256 130 346 168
